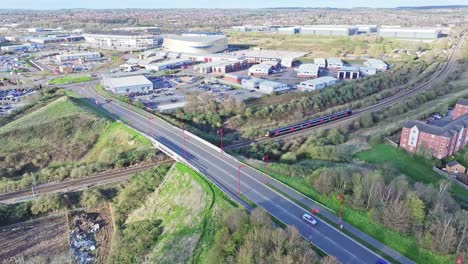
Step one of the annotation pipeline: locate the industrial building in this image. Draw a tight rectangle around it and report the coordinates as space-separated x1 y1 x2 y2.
102 75 153 95
258 80 289 94
1 43 42 52
400 99 468 159
242 77 264 90
297 76 337 91
224 74 243 84
378 27 441 39
193 60 248 74
56 52 101 63
327 58 344 69
112 26 160 34
337 66 360 79
300 25 357 36
364 58 388 71
228 49 307 66
145 59 192 71
157 102 187 113
356 25 378 34
30 35 84 44
162 35 228 54
83 32 163 51
231 26 270 32
360 67 377 76
278 27 301 34
248 63 273 76
314 58 327 68
296 64 319 78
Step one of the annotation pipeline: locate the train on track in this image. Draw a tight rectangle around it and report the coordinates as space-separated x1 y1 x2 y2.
265 109 353 138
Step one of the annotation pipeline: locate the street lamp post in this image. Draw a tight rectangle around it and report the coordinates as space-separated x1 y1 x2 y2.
262 153 269 184
217 127 223 154
237 164 246 196
337 192 345 229
309 208 320 241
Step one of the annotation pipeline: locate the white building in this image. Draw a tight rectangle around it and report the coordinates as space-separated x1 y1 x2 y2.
356 25 378 34
258 80 289 94
337 66 360 79
102 75 153 95
364 58 388 71
83 33 163 51
145 59 192 71
1 44 34 52
314 58 327 68
327 58 344 69
248 63 273 76
297 76 338 91
360 67 377 76
163 35 228 54
378 27 441 39
296 64 319 78
242 77 264 90
278 27 301 34
300 25 357 36
56 52 101 63
232 26 270 32
157 102 187 113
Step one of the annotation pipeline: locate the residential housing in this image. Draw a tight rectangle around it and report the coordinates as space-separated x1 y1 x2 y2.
445 161 466 174
399 99 468 159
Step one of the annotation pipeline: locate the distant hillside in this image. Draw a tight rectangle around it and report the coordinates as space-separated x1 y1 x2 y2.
396 5 468 9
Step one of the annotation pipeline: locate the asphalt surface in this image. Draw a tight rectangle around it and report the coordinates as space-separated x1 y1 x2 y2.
72 84 415 264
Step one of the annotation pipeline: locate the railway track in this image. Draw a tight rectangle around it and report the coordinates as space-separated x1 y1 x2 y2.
226 34 466 149
0 160 172 204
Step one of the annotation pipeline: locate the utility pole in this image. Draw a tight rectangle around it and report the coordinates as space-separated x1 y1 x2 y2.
237 164 245 196
262 153 269 184
217 127 223 154
337 192 345 230
309 208 320 241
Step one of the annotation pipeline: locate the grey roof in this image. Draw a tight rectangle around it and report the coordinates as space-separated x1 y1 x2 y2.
104 75 152 88
403 114 468 137
447 160 462 167
164 35 226 42
457 98 468 106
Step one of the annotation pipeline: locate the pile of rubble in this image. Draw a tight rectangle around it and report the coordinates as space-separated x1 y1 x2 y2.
69 214 100 264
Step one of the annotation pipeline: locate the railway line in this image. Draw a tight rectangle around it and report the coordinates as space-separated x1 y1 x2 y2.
226 33 465 149
0 161 172 204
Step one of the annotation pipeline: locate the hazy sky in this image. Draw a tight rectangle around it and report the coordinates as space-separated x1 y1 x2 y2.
2 0 468 9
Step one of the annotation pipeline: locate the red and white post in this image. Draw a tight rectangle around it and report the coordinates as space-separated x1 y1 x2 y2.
337 192 345 229
237 164 245 196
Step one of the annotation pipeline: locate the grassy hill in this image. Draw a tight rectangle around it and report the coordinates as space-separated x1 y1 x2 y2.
0 94 155 193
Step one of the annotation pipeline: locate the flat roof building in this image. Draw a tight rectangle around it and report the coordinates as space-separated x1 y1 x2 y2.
102 75 153 95
360 67 377 76
228 49 307 64
327 58 344 69
258 80 289 94
337 66 360 79
364 58 388 71
56 52 101 63
232 26 270 32
297 76 337 91
300 25 357 36
378 27 441 39
145 59 192 71
248 63 273 76
296 64 319 78
314 58 327 68
356 25 378 34
163 35 228 54
84 32 163 51
242 77 264 90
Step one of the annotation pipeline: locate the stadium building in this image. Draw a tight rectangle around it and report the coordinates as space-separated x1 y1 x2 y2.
162 35 228 54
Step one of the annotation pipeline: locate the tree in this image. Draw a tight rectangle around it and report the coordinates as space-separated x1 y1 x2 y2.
31 194 62 215
381 199 411 234
405 192 425 229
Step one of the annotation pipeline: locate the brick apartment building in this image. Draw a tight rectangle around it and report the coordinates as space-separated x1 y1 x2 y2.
399 99 468 159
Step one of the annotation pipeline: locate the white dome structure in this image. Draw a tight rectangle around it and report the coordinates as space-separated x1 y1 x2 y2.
163 35 228 54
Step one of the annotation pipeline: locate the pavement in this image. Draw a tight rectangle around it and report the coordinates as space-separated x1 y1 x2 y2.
71 83 415 264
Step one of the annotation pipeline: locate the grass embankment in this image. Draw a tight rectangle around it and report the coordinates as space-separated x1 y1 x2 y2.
48 75 91 85
356 144 468 207
244 159 453 264
108 163 236 263
0 95 155 193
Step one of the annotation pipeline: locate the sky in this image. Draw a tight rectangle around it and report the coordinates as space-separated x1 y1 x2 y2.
2 0 468 9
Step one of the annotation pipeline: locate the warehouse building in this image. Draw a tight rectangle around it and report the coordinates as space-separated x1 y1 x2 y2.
337 66 360 79
224 73 244 84
378 27 441 39
102 75 153 95
228 49 307 66
145 59 192 71
248 63 273 76
296 64 319 78
193 60 248 74
56 52 101 63
231 25 270 32
314 58 327 68
1 43 40 52
360 67 377 76
300 25 357 36
242 77 264 90
364 58 388 71
356 25 378 34
278 27 301 34
163 35 228 54
297 76 338 91
258 80 289 94
84 32 163 51
327 58 344 69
